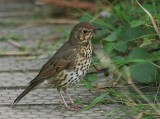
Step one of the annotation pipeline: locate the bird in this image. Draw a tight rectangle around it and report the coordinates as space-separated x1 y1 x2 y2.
13 22 101 110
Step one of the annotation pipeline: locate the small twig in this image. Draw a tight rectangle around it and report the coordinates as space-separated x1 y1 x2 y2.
0 51 31 56
92 63 101 71
90 13 101 23
136 0 160 38
0 69 39 73
7 39 24 49
16 56 38 60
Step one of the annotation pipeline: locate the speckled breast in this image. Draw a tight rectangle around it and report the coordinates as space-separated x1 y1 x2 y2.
58 42 93 87
67 42 93 86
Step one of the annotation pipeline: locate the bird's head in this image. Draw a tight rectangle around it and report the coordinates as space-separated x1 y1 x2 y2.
69 22 101 45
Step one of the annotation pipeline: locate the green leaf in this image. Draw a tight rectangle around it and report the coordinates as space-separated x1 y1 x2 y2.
81 93 107 111
112 57 126 66
149 52 160 62
130 63 157 83
156 69 160 82
112 58 145 65
85 74 97 81
128 48 150 60
104 27 122 41
91 56 100 65
131 20 146 28
119 26 147 42
85 82 93 90
103 42 116 55
84 74 97 90
114 41 127 53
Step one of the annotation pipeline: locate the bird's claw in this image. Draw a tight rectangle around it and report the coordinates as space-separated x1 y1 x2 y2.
67 104 82 111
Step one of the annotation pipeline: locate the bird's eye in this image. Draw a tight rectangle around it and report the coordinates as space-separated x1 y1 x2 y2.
82 29 88 33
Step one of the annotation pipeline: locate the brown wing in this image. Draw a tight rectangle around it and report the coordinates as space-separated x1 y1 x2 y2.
30 43 77 84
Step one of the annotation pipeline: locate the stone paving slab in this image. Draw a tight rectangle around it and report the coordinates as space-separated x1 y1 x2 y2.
0 105 116 119
0 57 47 71
0 72 37 87
0 87 94 105
0 41 19 52
0 24 62 41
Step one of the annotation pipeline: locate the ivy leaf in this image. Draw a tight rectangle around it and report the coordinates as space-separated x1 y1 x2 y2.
130 63 157 83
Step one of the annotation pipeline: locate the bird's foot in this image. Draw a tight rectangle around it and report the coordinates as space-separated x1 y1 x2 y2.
67 104 82 111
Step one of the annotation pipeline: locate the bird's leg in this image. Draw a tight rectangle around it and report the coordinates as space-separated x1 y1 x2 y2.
62 88 81 110
57 88 78 111
57 88 70 110
62 88 74 104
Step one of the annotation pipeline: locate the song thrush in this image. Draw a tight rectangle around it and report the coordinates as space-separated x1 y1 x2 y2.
13 22 101 110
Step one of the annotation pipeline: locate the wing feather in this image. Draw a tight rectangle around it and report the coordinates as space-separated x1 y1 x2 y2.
30 43 77 83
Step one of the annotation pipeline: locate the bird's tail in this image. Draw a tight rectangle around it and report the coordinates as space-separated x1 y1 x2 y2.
13 80 41 105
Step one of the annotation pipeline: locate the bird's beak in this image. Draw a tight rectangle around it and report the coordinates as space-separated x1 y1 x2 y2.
93 28 102 33
94 28 102 31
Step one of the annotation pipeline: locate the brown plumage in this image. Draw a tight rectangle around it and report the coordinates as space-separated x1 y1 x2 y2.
13 22 101 110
